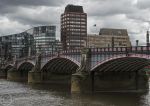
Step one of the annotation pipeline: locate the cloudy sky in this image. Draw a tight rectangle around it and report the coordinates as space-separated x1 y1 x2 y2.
0 0 150 45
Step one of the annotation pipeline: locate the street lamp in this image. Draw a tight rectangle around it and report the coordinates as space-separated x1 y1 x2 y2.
146 30 149 47
51 43 53 55
136 40 139 47
111 37 115 57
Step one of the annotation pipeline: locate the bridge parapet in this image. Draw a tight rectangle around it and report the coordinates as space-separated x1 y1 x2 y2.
90 46 150 54
4 46 150 72
90 46 150 68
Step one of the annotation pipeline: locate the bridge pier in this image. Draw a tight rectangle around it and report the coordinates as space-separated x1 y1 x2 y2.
0 68 7 79
7 68 22 81
28 54 43 83
136 70 149 91
28 71 43 83
71 73 92 93
71 48 92 93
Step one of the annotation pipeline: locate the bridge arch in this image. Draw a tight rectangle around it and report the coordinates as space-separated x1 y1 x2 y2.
41 57 80 86
17 62 35 80
91 57 150 91
5 64 13 71
4 64 14 77
42 57 80 74
17 60 35 69
92 56 150 72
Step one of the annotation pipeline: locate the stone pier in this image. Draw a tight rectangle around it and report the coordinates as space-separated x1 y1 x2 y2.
28 71 43 83
71 48 92 93
7 68 22 81
28 53 43 83
0 68 7 79
7 59 23 81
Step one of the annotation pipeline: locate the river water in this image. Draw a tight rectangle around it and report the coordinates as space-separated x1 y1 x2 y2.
0 79 150 106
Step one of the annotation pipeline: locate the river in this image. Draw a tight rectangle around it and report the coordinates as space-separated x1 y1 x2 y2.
0 79 150 106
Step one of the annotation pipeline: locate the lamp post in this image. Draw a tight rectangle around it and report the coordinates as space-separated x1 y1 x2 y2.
112 37 114 48
136 40 139 47
0 44 2 68
38 45 41 54
52 43 53 55
146 30 149 47
50 41 55 55
146 30 149 54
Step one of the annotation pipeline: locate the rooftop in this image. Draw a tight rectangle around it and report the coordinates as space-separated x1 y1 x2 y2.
99 28 128 36
64 4 84 13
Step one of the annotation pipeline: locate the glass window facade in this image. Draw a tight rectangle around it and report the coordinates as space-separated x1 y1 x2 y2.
0 26 56 60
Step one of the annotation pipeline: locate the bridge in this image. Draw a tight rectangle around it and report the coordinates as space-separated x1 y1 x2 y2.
1 46 150 93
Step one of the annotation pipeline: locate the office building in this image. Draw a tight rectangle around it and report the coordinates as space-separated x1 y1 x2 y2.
27 26 56 53
0 26 56 60
87 28 131 48
61 4 87 50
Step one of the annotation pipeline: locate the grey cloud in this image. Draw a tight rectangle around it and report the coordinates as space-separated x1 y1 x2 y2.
0 0 66 15
137 0 150 9
0 0 65 7
85 0 137 16
126 9 150 24
6 7 60 26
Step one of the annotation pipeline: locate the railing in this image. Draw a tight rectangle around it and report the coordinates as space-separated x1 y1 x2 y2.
91 46 150 54
4 46 150 65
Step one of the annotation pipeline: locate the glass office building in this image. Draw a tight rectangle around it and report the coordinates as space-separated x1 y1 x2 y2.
0 25 56 60
26 26 56 54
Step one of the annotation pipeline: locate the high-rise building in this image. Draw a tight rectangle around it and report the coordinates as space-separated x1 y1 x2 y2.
61 4 87 50
27 26 56 53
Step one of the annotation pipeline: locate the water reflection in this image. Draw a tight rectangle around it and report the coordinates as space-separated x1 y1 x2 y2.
0 79 150 106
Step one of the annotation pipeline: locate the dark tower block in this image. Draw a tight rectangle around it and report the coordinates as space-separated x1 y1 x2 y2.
61 4 87 50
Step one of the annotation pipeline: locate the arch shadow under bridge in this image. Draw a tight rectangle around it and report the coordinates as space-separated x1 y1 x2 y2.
90 57 150 92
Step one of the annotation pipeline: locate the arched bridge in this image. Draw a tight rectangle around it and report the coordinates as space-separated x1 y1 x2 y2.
2 46 150 93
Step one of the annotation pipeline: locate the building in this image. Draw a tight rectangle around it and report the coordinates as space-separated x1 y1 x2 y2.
55 40 63 52
87 28 131 48
0 32 35 59
0 25 56 60
0 36 12 60
26 26 56 53
61 4 87 50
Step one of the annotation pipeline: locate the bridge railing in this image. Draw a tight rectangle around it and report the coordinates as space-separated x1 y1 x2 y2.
4 46 150 67
91 46 150 54
60 49 81 63
90 46 150 67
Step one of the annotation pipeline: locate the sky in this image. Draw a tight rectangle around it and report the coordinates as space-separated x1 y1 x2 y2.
0 0 150 46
